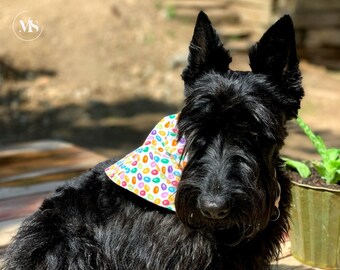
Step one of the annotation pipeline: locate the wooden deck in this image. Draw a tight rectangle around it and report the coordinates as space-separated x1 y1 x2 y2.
0 140 106 248
0 140 320 269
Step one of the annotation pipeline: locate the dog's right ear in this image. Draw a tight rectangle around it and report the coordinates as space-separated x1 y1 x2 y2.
249 15 304 120
249 15 298 80
182 11 232 93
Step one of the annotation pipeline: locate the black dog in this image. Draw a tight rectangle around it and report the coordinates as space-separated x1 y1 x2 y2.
3 12 303 270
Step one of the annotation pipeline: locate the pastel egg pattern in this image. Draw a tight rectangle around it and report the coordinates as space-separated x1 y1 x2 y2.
105 114 187 211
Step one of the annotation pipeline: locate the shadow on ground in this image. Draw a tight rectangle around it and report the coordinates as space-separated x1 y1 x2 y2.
0 57 56 82
299 48 340 71
1 84 339 160
0 87 180 157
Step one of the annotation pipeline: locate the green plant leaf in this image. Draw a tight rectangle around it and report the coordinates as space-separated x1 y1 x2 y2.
324 148 340 162
282 157 311 178
295 117 340 184
313 162 326 177
324 163 340 184
334 172 340 183
296 117 327 158
328 160 340 169
314 162 338 184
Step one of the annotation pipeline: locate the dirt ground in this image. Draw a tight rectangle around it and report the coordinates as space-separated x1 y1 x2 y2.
1 0 340 161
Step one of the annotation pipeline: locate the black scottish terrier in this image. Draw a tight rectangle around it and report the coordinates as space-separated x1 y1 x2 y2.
3 12 303 270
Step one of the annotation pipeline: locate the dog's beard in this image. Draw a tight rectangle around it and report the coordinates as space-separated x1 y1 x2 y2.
175 184 265 246
183 207 263 247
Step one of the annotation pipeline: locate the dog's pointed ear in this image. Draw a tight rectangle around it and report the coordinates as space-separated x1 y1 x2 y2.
249 15 304 120
182 11 232 89
249 15 298 79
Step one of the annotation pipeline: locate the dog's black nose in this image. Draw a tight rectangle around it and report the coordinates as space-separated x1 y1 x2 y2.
198 196 230 220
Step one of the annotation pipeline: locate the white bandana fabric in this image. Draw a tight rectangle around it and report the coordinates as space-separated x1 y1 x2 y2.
105 114 187 211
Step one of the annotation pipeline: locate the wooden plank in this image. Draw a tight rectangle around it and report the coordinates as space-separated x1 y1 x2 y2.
0 147 102 182
0 193 50 222
0 140 73 156
0 140 106 248
0 169 88 188
0 140 105 188
0 179 73 200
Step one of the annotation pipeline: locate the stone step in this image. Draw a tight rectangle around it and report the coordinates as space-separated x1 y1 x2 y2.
172 8 240 24
230 5 271 25
217 25 253 39
225 39 252 52
164 0 230 10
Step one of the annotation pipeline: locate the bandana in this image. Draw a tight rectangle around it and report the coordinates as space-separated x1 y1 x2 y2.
105 114 187 211
105 114 281 214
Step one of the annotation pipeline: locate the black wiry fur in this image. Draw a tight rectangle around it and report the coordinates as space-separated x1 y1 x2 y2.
3 12 304 270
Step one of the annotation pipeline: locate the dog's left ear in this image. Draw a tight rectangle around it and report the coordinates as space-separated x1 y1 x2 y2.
249 15 298 79
249 15 304 119
182 11 232 94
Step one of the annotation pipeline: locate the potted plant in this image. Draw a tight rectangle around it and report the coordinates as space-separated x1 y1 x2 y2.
283 117 340 269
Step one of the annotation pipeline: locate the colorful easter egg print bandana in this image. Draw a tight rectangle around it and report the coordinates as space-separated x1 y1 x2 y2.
105 114 187 211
